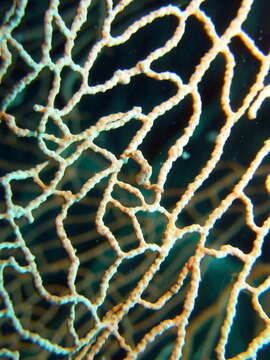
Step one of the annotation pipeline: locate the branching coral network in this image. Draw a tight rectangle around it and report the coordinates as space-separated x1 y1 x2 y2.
0 0 270 359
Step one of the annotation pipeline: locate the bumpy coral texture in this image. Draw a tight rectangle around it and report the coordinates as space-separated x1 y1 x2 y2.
0 0 270 359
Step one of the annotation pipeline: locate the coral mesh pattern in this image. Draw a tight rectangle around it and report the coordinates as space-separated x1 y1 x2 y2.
0 0 270 359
